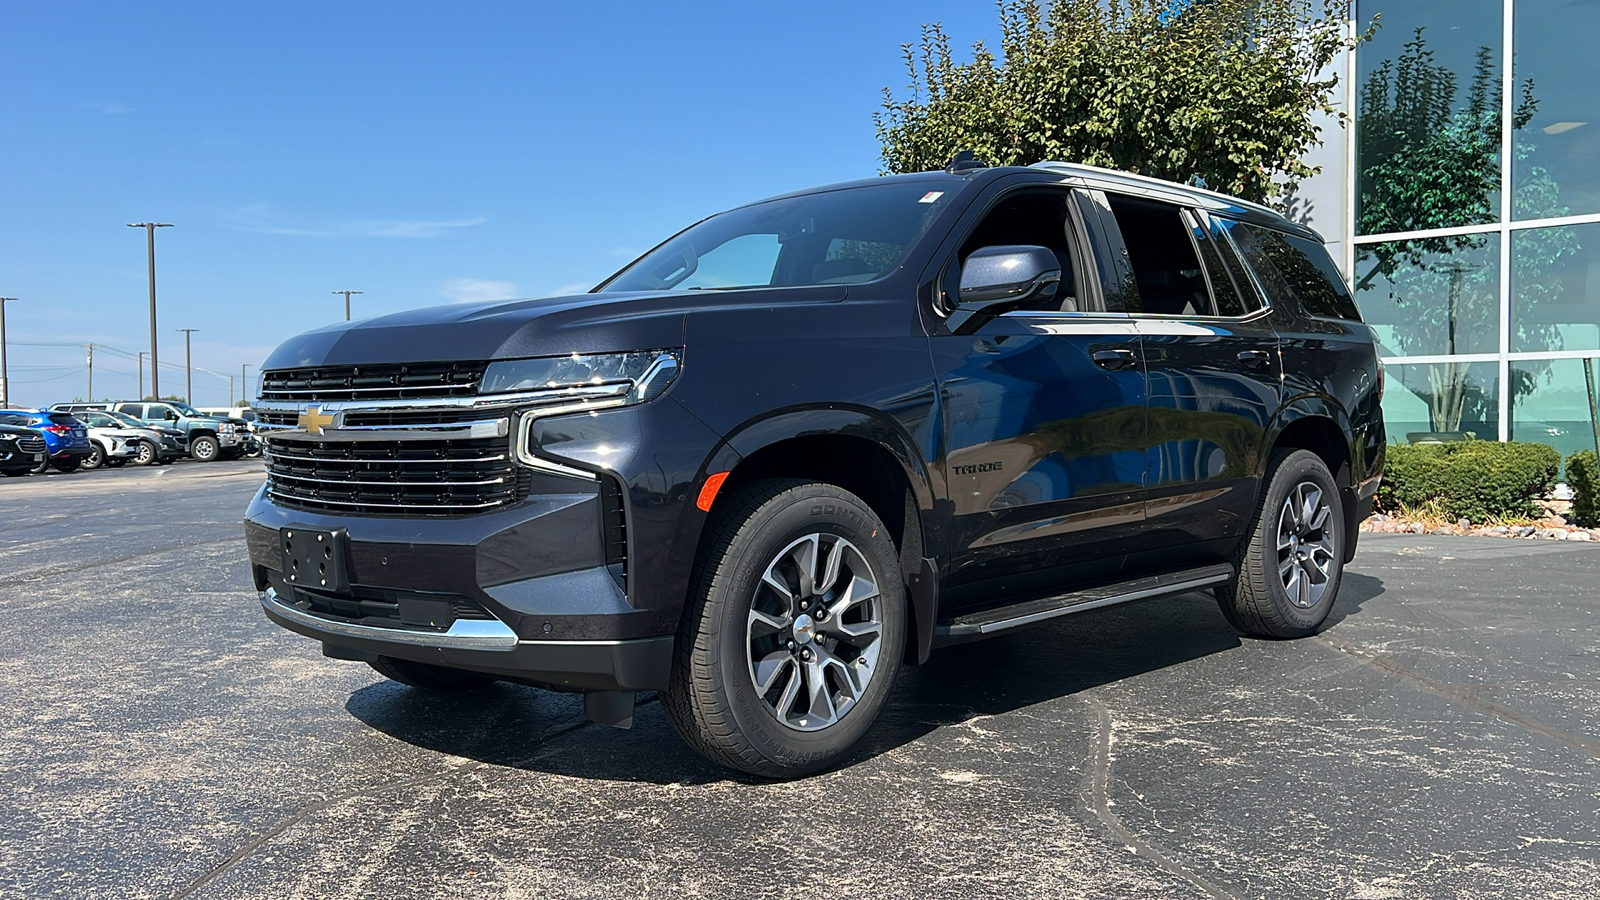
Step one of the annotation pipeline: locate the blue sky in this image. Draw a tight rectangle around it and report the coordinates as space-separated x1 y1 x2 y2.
0 1 999 407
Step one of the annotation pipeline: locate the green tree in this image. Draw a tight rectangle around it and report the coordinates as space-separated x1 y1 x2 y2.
875 0 1366 207
1355 29 1578 433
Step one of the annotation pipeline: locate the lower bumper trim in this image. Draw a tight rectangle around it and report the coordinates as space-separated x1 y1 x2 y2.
262 588 519 651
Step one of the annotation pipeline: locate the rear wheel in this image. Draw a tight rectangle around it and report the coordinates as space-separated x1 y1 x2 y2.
368 657 494 692
30 457 48 475
1217 449 1345 638
663 479 905 779
190 434 219 462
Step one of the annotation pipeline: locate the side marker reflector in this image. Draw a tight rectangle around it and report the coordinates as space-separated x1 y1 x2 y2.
697 471 730 511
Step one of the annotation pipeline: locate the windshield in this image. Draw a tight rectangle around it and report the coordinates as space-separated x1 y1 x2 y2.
167 402 203 417
600 181 958 293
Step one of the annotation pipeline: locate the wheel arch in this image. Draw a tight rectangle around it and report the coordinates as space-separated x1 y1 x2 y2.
1266 395 1360 562
695 405 938 665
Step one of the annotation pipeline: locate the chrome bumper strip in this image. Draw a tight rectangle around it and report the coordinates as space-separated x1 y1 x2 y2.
261 588 520 651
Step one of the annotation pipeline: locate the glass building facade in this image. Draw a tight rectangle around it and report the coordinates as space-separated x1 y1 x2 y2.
1306 1 1600 456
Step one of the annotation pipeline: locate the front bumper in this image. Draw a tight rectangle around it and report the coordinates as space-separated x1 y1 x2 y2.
259 587 672 691
244 478 672 691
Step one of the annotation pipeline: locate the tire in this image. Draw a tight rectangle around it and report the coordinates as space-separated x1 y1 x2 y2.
368 656 494 692
190 435 219 462
52 456 81 474
83 444 106 470
30 457 48 475
1216 449 1345 639
132 441 159 466
663 479 906 779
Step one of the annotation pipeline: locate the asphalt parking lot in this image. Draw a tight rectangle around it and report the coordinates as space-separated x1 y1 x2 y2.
2 459 1597 899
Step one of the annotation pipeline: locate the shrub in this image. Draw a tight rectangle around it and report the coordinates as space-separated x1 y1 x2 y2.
1376 440 1558 522
1566 450 1600 528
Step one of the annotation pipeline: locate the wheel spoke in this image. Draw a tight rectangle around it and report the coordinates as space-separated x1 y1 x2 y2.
817 538 845 595
748 608 789 636
803 659 837 726
752 651 793 693
1307 504 1331 533
774 665 802 718
792 534 820 599
1300 487 1320 531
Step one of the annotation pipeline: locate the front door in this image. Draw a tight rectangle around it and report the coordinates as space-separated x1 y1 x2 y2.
930 187 1148 611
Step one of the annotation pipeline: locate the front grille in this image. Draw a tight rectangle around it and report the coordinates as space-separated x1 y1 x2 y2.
16 436 46 454
256 408 491 428
259 361 486 404
265 435 527 516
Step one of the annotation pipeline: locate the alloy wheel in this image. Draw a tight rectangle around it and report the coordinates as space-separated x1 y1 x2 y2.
745 533 884 732
1277 481 1336 609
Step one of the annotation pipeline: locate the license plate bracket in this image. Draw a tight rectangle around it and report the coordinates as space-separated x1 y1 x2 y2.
280 526 351 592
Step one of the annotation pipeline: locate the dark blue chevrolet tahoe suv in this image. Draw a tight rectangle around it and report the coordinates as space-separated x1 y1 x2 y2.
244 159 1385 778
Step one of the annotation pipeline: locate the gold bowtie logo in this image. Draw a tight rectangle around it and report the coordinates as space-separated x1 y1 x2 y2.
297 407 337 435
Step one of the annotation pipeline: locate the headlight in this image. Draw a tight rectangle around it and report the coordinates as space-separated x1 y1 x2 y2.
481 350 681 407
488 350 681 478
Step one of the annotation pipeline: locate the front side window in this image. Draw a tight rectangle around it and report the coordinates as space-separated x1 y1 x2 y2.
601 181 957 292
945 190 1082 314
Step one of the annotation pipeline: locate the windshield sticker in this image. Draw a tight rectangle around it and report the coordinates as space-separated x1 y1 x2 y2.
918 191 944 204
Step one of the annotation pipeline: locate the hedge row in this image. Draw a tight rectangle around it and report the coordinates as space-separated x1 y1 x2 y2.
1377 440 1559 522
1567 450 1600 528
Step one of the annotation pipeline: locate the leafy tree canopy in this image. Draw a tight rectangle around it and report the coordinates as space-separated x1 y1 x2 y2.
875 0 1367 208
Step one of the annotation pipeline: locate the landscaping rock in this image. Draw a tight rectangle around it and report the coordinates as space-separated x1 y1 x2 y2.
1567 530 1593 541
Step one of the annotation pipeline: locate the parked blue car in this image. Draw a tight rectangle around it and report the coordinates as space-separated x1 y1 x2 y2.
0 410 92 473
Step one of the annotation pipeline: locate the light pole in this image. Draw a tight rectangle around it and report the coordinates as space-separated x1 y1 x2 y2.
177 328 199 403
83 344 96 401
0 297 15 408
333 290 362 321
128 223 172 398
241 363 251 406
137 351 145 399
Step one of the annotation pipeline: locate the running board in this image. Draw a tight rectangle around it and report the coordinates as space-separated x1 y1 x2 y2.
931 563 1234 646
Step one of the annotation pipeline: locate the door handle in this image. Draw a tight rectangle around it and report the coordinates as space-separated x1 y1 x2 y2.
1237 350 1272 369
1092 348 1138 371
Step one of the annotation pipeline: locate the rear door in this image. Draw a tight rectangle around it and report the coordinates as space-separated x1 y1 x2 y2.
1082 191 1282 569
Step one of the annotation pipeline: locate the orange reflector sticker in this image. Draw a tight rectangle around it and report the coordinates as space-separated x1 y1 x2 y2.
696 471 731 512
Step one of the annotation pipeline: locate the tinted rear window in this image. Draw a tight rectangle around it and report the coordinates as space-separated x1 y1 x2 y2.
1228 222 1361 321
48 414 81 426
0 414 33 426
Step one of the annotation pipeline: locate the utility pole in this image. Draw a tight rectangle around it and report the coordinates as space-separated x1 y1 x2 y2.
84 344 95 401
241 363 251 406
177 328 199 403
333 290 362 321
128 222 172 398
137 351 145 399
0 297 15 408
227 374 234 408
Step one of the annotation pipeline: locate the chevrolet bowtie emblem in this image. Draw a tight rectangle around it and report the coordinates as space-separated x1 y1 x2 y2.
297 406 338 435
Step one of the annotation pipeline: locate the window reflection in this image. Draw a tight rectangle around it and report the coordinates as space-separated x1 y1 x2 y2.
1355 236 1500 357
1511 221 1596 352
1383 361 1500 441
1356 2 1505 234
1511 358 1600 460
1514 0 1600 219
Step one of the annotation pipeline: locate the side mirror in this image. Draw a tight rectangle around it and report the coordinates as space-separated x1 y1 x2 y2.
946 245 1062 334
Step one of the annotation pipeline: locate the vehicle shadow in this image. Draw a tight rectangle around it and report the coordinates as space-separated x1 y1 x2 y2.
345 572 1385 784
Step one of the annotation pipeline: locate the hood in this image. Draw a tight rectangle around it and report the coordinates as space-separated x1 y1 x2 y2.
259 287 845 370
0 424 38 437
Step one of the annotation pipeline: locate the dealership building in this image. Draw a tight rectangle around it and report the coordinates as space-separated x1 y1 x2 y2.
1297 0 1600 455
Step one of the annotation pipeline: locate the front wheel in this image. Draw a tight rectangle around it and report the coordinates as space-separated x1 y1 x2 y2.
1216 449 1345 639
663 480 905 779
83 444 106 469
132 440 159 466
190 435 219 462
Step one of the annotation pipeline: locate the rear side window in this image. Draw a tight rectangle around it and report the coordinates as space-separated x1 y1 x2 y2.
115 403 142 416
0 413 32 426
1103 195 1214 317
47 414 80 426
1228 222 1362 321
